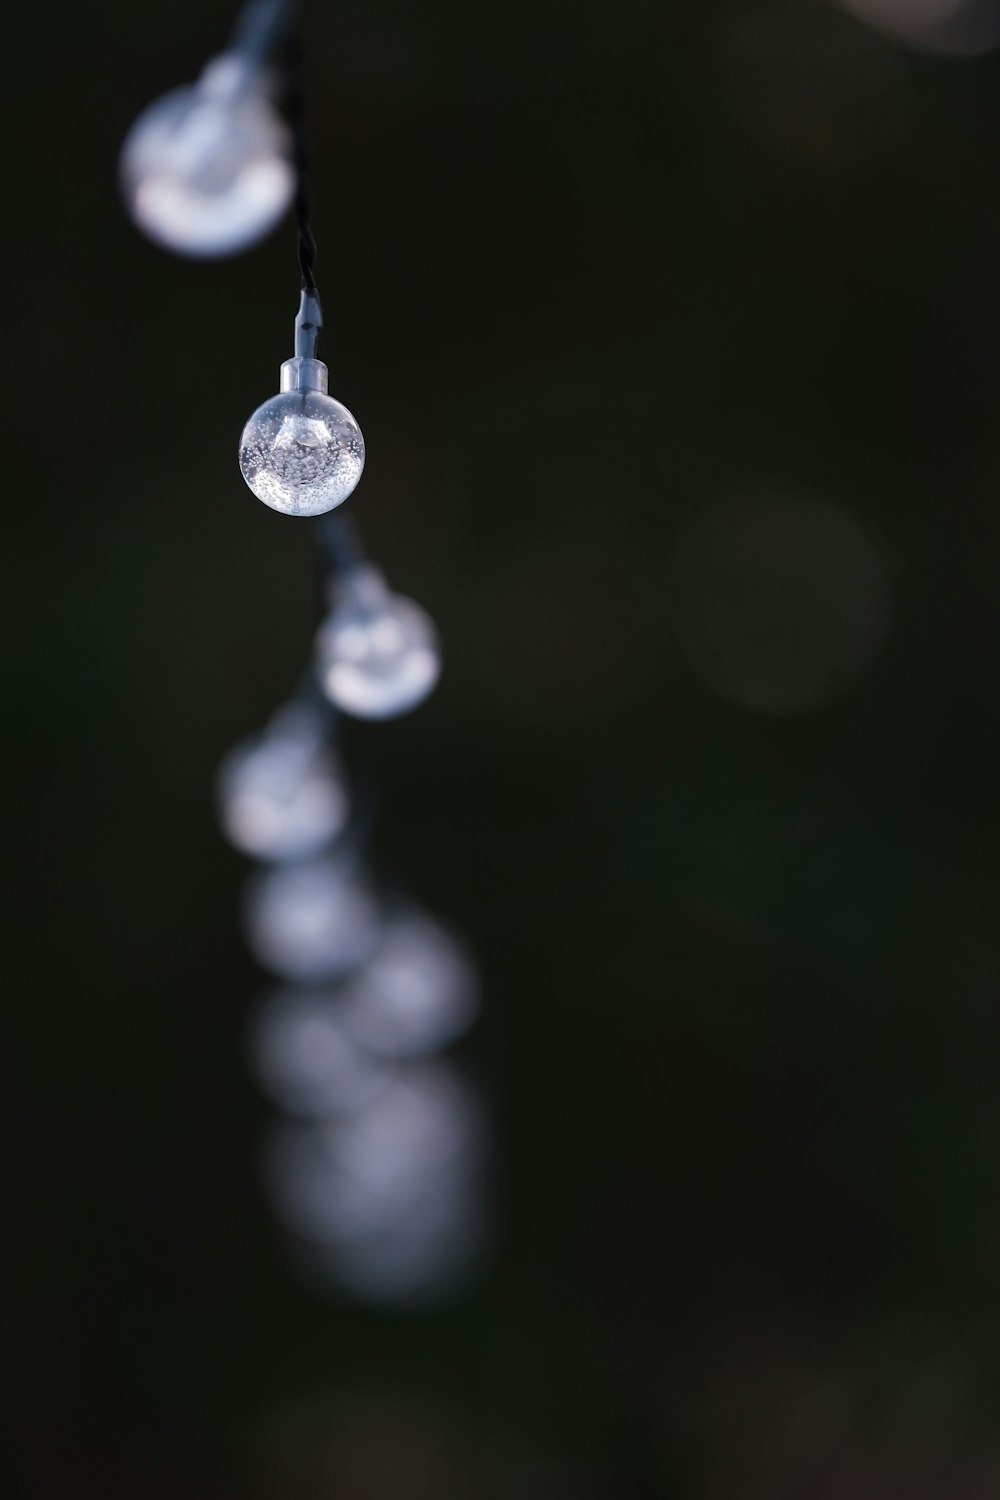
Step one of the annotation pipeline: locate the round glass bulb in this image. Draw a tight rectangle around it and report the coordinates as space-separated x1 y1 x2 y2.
315 567 441 719
244 853 380 984
342 909 479 1057
249 988 392 1118
239 388 365 516
120 55 294 258
263 1064 486 1246
216 707 348 862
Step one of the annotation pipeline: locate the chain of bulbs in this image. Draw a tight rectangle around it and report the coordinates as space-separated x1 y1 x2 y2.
119 0 441 715
118 2 484 1303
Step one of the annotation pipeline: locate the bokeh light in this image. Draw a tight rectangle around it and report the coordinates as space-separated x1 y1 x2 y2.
339 907 480 1058
830 0 1000 54
249 987 393 1118
263 1063 488 1303
315 565 441 720
216 703 349 862
120 54 295 257
243 851 381 983
668 495 890 714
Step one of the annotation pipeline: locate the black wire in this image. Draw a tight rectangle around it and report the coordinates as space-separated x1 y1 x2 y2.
229 0 298 64
283 24 319 296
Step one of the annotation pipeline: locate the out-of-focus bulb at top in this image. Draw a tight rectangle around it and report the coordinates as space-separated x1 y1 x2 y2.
120 53 295 258
315 565 441 719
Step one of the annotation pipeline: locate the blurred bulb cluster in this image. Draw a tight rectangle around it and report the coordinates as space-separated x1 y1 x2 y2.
217 549 484 1305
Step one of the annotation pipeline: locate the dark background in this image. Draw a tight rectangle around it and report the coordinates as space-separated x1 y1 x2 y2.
7 0 1000 1493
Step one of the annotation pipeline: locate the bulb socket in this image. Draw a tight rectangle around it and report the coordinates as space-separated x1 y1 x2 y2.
279 357 329 394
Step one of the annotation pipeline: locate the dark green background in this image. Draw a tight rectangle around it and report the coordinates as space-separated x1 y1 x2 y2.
7 0 1000 1493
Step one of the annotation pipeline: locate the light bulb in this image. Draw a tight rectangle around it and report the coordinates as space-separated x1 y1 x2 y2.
244 851 381 983
216 702 348 862
315 566 441 719
239 289 365 516
263 1064 487 1246
120 54 294 258
341 909 479 1057
239 389 364 515
249 988 392 1118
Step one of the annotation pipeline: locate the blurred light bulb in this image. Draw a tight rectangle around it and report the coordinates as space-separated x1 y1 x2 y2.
249 988 393 1118
342 908 479 1057
244 851 380 983
315 566 441 719
120 54 294 257
263 1063 487 1246
216 703 348 862
831 0 1000 53
304 1180 488 1305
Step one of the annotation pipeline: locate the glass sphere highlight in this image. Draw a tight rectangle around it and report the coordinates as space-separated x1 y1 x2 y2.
120 55 294 258
239 389 365 516
315 567 441 719
216 706 349 863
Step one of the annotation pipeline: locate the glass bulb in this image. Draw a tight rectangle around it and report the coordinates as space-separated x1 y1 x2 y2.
244 852 380 983
249 988 392 1118
239 389 365 516
120 54 294 258
342 909 479 1057
315 566 441 718
263 1064 486 1246
216 704 348 862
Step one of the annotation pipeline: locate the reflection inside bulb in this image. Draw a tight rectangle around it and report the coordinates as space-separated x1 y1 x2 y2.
270 413 342 483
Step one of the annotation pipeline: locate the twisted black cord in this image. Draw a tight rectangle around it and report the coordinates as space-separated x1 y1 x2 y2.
284 26 319 295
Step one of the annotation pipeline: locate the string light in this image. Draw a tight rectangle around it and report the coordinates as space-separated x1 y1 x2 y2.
120 52 294 258
119 0 301 257
249 988 393 1118
215 700 349 862
238 290 365 516
315 563 441 719
123 0 485 1306
243 851 381 984
339 908 480 1059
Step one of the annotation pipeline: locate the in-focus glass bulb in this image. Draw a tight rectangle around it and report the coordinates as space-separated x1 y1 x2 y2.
240 386 364 515
315 566 441 719
120 54 294 258
239 289 365 517
238 361 364 516
216 703 348 862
